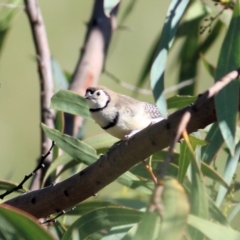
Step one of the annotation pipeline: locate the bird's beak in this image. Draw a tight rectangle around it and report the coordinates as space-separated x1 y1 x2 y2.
84 91 92 100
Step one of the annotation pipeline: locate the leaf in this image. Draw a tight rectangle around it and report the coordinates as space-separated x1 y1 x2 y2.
228 202 240 223
42 124 98 165
119 0 138 24
183 133 208 240
201 162 228 189
51 57 69 92
216 140 240 207
178 141 192 183
188 214 240 240
0 205 55 240
156 177 190 240
208 197 229 226
50 90 92 120
150 0 190 118
117 171 154 194
130 160 178 181
201 123 224 164
0 180 27 193
200 53 216 78
202 0 232 26
0 0 21 55
67 201 122 216
42 153 74 185
83 133 118 150
62 207 142 240
167 95 197 109
215 1 240 156
104 0 120 17
128 211 160 240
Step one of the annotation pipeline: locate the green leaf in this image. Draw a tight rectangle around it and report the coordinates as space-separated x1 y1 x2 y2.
201 123 224 164
201 162 228 189
42 124 98 165
0 0 21 55
0 180 27 193
228 202 240 223
200 53 216 78
68 201 122 216
216 140 240 207
0 205 55 240
51 57 69 92
128 211 160 240
42 153 74 185
62 207 142 240
150 0 190 118
208 197 229 226
156 177 190 240
184 136 208 240
167 95 197 109
178 141 192 183
215 1 240 156
117 171 154 194
84 133 118 150
130 160 178 180
50 90 92 120
188 214 240 240
119 0 138 24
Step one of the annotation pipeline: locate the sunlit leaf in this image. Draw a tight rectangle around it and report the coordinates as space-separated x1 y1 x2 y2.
51 90 92 120
150 0 190 118
104 0 120 17
188 214 240 240
216 140 240 207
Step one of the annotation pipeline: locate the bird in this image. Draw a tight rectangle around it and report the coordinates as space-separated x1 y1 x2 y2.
84 86 164 140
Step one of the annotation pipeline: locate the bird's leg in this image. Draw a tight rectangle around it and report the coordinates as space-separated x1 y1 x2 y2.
124 129 141 139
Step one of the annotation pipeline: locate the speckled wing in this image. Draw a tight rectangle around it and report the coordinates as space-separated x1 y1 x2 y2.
144 102 162 119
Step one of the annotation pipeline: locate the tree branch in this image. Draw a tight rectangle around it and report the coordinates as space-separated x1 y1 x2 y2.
3 69 240 219
24 0 55 190
64 0 119 137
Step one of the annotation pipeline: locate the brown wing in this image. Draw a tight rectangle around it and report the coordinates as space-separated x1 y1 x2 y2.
144 102 162 119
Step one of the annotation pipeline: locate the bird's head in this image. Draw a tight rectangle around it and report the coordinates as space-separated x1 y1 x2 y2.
84 87 110 110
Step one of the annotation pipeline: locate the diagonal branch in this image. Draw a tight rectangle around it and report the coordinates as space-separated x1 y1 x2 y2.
3 69 240 219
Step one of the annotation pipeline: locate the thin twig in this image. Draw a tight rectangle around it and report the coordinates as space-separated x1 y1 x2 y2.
0 142 55 199
42 206 76 224
0 3 24 9
23 0 55 190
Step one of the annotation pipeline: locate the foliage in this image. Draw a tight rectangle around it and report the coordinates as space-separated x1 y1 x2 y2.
0 0 240 239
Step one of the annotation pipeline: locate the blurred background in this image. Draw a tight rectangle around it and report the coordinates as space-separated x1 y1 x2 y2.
0 0 225 191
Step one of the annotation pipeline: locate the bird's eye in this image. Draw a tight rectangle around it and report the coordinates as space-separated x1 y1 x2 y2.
96 91 101 96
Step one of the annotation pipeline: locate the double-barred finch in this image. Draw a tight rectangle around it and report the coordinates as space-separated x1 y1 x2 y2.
84 86 164 140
